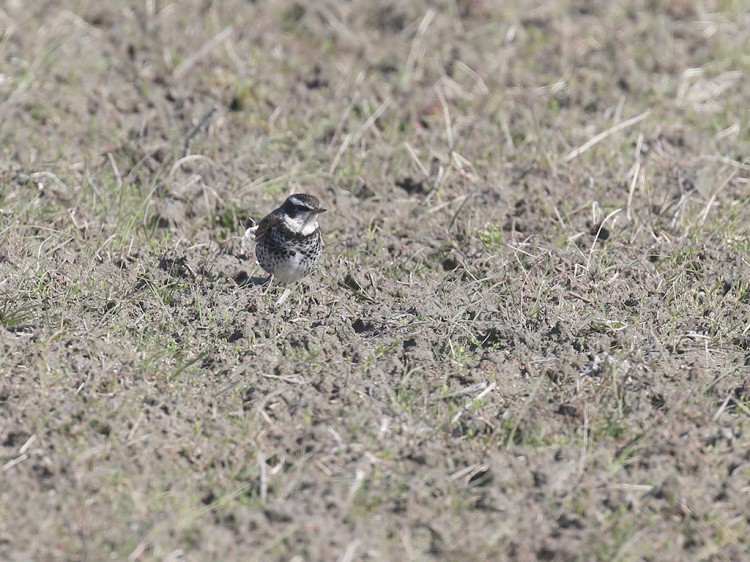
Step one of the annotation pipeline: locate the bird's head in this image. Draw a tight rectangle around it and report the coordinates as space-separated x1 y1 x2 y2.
279 194 326 235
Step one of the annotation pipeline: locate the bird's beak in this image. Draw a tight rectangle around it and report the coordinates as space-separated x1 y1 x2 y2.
312 207 327 214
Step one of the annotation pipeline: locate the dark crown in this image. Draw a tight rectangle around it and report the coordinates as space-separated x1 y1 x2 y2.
283 194 326 215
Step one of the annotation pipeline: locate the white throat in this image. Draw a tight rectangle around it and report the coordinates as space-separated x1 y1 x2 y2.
282 214 319 236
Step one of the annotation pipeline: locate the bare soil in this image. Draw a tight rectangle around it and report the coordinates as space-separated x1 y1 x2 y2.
1 1 749 560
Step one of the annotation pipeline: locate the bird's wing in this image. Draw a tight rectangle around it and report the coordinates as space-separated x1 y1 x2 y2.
254 215 274 240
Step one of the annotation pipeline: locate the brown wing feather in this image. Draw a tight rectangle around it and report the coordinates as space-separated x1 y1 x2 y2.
254 213 281 242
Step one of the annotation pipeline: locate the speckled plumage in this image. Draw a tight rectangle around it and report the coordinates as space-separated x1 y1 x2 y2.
255 194 326 284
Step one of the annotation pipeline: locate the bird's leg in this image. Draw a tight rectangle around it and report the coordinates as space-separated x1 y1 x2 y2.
262 274 275 295
274 287 293 307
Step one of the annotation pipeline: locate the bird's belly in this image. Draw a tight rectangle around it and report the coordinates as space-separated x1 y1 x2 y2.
272 252 309 284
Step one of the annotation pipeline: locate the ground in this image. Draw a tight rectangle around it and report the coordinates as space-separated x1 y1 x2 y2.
1 0 749 560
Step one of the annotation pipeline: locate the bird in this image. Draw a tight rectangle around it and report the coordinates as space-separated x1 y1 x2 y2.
254 194 326 301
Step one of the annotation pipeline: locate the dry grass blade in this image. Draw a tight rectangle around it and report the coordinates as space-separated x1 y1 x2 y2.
564 111 650 162
451 382 497 424
173 26 233 78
